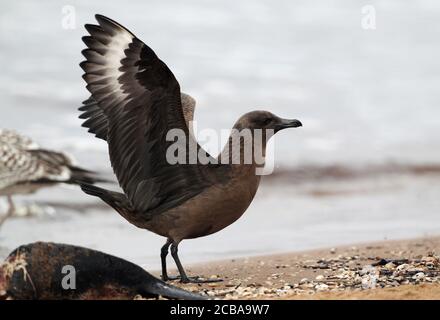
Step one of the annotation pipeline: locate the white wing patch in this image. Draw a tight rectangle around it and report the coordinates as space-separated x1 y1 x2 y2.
104 29 134 100
83 21 135 105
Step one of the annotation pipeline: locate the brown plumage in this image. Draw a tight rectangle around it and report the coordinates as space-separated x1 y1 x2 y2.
79 15 302 283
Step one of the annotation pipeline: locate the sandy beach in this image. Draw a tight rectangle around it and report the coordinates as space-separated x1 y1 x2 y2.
161 236 440 300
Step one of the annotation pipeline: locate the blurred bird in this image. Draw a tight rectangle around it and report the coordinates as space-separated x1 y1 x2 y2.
0 129 101 227
79 15 302 283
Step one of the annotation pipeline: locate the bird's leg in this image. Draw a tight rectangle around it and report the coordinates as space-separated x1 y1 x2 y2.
160 239 172 281
169 242 223 284
0 196 15 228
162 240 195 282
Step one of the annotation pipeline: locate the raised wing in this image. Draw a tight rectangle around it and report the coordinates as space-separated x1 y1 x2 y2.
80 15 215 215
78 97 108 141
79 92 197 142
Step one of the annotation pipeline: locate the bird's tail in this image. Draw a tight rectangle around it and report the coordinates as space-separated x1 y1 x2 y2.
80 183 133 215
67 165 108 185
28 149 109 185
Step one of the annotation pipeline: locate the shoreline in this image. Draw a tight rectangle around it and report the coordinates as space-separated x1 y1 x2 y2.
160 236 440 299
2 162 439 269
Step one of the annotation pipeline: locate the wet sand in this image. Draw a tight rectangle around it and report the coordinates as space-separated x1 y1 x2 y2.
162 236 440 299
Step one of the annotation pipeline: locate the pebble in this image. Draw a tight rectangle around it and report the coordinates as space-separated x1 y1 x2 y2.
176 250 440 300
384 262 396 269
396 264 410 272
315 283 329 291
412 272 425 280
299 278 309 284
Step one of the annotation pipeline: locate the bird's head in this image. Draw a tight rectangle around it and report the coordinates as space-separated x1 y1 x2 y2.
234 110 302 134
222 110 302 167
220 111 302 166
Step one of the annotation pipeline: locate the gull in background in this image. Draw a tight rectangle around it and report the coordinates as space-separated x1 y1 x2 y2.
0 129 101 228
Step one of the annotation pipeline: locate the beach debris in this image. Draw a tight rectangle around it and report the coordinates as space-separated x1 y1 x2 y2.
179 251 440 299
0 242 205 300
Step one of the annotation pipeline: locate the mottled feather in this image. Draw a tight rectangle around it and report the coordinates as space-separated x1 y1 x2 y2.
0 130 100 195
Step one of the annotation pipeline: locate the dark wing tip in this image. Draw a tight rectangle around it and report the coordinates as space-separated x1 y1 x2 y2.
84 23 104 35
78 97 95 112
94 14 136 38
95 14 106 19
95 14 112 22
95 14 120 27
78 97 109 141
79 60 88 71
84 23 97 30
81 48 90 57
78 107 87 114
81 35 92 47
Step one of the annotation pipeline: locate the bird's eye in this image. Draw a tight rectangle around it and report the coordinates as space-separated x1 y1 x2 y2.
261 117 272 126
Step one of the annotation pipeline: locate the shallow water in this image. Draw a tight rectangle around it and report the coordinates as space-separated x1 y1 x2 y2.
0 1 440 267
1 173 439 269
2 0 440 167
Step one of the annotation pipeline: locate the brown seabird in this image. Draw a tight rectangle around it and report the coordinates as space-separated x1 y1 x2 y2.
0 129 100 227
79 15 302 283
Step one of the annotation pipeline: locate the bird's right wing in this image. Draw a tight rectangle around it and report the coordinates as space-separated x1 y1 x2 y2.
79 92 197 142
78 97 109 141
80 15 218 215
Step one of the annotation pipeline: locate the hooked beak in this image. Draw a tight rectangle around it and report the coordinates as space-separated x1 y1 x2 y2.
275 118 303 132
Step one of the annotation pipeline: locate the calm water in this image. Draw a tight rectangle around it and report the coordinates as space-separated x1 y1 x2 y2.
0 1 439 267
